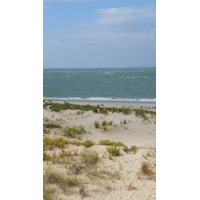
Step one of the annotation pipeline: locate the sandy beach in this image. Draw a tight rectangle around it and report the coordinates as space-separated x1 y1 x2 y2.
44 99 156 109
43 101 156 200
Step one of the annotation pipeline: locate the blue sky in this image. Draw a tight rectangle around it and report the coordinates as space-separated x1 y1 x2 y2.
43 0 156 68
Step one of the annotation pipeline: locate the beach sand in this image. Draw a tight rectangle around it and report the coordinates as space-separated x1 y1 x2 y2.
43 100 156 200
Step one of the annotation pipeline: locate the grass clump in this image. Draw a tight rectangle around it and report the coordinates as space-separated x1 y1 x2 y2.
43 123 62 129
81 150 98 164
99 140 124 146
43 137 96 150
43 185 56 200
43 168 79 193
134 109 156 121
141 162 153 176
43 137 69 149
82 140 95 148
102 121 108 126
109 121 113 126
107 145 120 156
134 109 148 121
103 126 108 131
63 125 85 138
94 121 100 128
43 151 51 161
130 145 138 154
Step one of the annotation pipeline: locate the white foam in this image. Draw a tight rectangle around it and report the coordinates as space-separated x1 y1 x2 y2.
43 97 156 103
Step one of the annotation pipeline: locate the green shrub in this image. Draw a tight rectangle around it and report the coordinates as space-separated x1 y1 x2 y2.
99 140 123 146
130 145 138 153
103 126 108 131
107 145 120 156
109 121 113 126
102 121 108 126
63 125 85 138
82 140 95 148
94 121 100 128
43 137 69 149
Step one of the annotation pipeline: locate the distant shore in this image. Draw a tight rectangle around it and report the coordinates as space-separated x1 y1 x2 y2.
43 98 156 109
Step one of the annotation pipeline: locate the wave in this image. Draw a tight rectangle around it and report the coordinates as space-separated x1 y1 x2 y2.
43 97 156 103
119 76 138 79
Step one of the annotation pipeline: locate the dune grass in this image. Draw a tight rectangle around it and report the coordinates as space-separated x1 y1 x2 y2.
43 137 95 150
107 145 120 156
99 140 124 146
63 125 85 138
134 109 156 121
43 102 132 115
43 122 62 129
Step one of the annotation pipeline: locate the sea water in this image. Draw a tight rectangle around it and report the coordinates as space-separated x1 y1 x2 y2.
43 67 156 102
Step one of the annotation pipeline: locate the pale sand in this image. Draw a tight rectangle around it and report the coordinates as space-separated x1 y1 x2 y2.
43 101 156 200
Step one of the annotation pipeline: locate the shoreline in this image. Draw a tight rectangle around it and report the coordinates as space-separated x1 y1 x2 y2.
43 99 156 109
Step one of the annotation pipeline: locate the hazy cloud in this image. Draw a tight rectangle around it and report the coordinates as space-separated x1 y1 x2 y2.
95 5 156 25
62 5 156 40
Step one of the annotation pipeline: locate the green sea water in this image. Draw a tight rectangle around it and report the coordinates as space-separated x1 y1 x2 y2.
43 67 156 102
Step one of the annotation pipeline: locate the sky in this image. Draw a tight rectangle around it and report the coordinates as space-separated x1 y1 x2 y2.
43 0 156 68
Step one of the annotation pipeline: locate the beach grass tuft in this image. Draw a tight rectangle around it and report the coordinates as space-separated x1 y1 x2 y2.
130 145 138 153
82 140 95 148
107 145 120 156
99 140 124 146
63 125 85 138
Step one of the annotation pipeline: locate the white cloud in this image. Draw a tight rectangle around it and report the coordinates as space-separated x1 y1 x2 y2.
95 5 156 25
62 5 156 41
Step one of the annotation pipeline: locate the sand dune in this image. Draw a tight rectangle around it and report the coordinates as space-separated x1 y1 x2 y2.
43 102 156 200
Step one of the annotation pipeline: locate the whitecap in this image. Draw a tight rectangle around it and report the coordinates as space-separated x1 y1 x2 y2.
129 77 138 79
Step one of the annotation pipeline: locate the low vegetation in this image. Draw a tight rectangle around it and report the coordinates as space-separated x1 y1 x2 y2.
81 150 98 164
141 162 153 176
134 109 156 121
94 121 100 128
43 168 79 194
43 122 62 129
130 145 138 153
82 140 95 148
99 140 124 146
43 102 132 115
107 145 120 156
63 125 85 138
43 137 96 151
